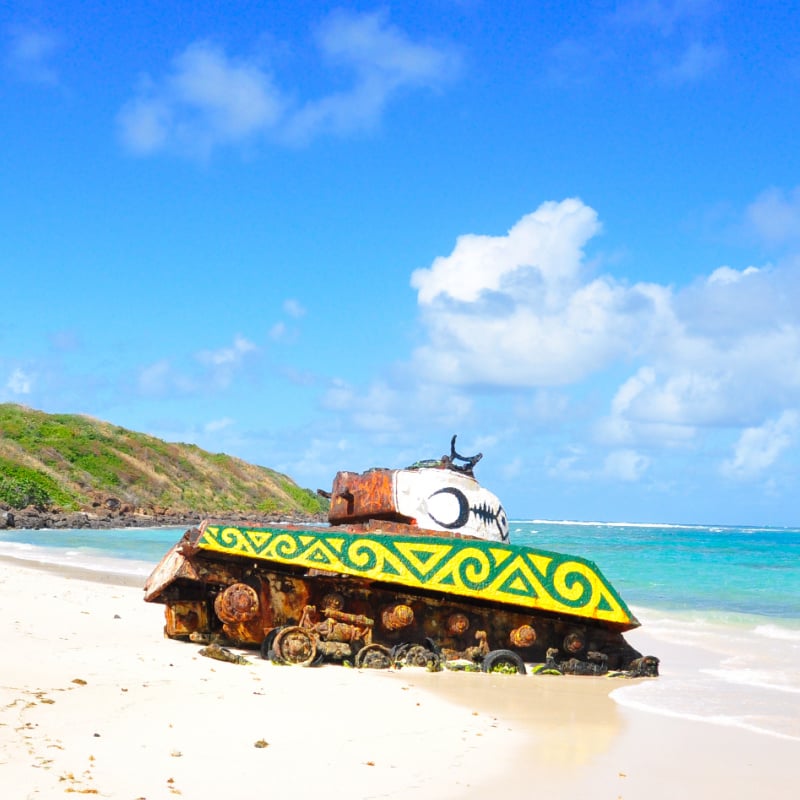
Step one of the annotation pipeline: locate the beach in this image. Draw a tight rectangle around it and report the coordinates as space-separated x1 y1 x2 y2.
1 558 797 799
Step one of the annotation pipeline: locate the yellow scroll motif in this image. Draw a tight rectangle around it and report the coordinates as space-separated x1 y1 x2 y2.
198 526 636 628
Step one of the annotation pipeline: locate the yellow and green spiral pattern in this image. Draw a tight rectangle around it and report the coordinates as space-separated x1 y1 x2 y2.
198 525 638 629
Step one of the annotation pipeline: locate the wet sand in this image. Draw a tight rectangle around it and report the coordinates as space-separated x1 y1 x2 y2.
0 558 795 799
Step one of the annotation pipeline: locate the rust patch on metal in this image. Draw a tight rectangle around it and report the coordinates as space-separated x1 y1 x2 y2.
214 583 259 624
381 603 415 631
446 613 470 636
328 469 398 523
563 631 586 654
510 624 537 648
164 601 208 637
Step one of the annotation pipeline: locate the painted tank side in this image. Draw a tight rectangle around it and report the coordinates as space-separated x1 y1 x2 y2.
144 540 643 670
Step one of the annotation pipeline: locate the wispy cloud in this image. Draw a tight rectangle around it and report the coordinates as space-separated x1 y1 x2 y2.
721 411 800 479
204 416 235 433
137 359 196 396
613 0 721 34
746 186 800 249
138 335 258 396
603 449 651 481
545 443 652 484
195 335 258 389
195 335 257 367
5 25 62 85
546 1 725 87
285 9 459 143
656 40 725 84
283 299 306 318
321 377 473 437
269 322 288 341
5 368 33 395
118 10 459 158
268 299 307 342
118 41 284 157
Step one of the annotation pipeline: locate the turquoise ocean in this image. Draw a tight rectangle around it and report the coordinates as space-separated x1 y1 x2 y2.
1 520 798 741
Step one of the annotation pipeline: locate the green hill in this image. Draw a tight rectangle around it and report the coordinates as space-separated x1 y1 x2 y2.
0 403 327 522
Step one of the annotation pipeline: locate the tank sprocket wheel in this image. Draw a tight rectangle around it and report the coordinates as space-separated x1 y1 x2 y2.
272 626 318 667
355 644 393 670
481 649 527 675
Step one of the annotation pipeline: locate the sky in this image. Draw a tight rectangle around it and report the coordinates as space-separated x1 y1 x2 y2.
2 1 800 526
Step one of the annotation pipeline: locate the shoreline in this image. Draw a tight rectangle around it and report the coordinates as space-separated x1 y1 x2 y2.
0 551 149 587
0 508 325 532
2 558 798 798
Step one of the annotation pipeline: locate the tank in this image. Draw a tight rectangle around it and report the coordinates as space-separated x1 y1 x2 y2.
144 437 659 677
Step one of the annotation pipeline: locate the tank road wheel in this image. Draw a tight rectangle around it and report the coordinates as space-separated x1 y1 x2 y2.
402 645 442 670
482 649 527 675
355 644 393 670
424 637 442 656
260 627 283 661
390 642 413 663
272 626 318 667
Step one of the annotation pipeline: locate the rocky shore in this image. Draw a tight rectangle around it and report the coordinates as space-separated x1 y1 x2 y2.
0 502 324 531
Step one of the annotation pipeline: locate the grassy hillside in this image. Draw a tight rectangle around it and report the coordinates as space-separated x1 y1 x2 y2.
0 404 327 518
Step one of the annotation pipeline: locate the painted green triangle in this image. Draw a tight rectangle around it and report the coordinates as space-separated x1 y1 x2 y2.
381 559 402 576
301 540 337 565
241 531 271 554
497 567 538 598
597 593 614 612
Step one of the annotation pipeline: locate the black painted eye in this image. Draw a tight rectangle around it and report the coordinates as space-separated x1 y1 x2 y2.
427 487 469 529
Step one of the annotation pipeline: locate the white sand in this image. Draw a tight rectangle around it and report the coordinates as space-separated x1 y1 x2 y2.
1 559 796 799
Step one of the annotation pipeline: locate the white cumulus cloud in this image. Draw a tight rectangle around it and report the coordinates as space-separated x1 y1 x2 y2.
410 198 674 386
602 261 800 440
405 194 800 487
287 187 800 508
412 199 601 305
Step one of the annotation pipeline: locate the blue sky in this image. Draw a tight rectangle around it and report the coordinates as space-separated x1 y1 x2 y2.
2 1 800 526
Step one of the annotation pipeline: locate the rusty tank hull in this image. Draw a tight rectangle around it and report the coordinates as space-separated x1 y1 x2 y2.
144 439 658 676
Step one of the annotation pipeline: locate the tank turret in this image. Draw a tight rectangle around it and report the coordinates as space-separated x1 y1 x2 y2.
327 437 508 542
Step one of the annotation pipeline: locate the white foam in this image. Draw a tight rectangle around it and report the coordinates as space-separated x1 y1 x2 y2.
0 541 153 578
611 688 800 742
755 624 800 643
701 667 800 695
520 518 731 530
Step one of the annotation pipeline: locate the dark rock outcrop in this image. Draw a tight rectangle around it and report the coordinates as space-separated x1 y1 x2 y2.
0 503 325 530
